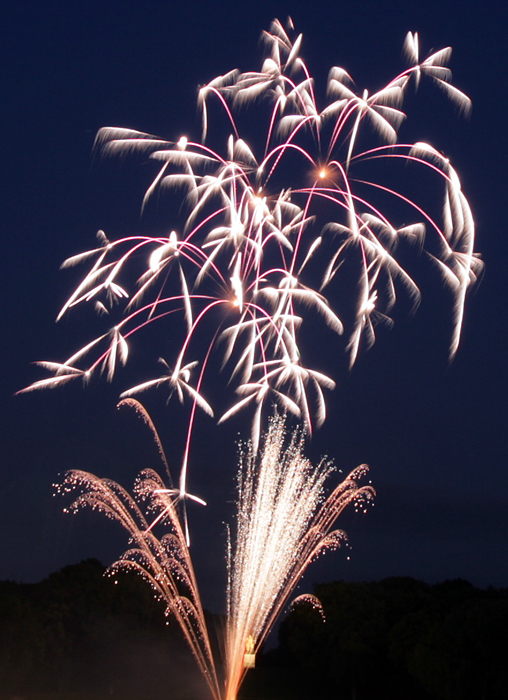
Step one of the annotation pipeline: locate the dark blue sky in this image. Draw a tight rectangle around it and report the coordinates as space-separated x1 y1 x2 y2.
2 0 507 611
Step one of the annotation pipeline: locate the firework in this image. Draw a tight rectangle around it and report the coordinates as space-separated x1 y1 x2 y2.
224 413 374 700
22 18 478 700
55 399 220 700
58 408 374 700
21 19 480 501
57 467 222 700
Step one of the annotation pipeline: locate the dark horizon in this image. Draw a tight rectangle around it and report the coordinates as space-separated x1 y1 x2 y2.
3 558 508 700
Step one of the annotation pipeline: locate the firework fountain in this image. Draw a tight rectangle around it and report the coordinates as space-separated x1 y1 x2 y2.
22 18 479 700
57 405 374 700
223 413 373 700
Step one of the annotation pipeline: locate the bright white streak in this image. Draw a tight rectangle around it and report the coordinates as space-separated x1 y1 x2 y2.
224 413 375 700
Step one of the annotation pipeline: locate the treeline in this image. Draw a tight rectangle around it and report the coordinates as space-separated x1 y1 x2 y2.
2 561 508 700
0 558 210 700
252 577 508 700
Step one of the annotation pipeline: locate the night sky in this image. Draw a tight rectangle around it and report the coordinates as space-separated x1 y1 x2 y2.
2 0 508 613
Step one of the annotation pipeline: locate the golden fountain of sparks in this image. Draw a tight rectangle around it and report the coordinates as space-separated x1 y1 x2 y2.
57 407 374 700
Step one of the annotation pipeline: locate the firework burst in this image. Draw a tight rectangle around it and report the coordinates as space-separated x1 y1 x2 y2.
57 465 222 700
21 19 480 498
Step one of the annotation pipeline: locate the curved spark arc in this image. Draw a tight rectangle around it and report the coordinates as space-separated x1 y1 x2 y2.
55 408 222 700
59 468 221 700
